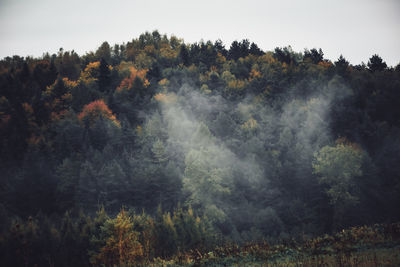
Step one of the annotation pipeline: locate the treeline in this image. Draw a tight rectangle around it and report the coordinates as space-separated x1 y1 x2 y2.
1 30 400 265
0 206 216 266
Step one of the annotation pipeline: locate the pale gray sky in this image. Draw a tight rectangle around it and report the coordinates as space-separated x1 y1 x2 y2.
0 0 399 66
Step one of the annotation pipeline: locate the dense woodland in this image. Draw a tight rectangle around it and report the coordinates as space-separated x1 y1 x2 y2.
0 30 399 266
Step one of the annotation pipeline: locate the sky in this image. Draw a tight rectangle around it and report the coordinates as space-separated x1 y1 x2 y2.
0 0 399 66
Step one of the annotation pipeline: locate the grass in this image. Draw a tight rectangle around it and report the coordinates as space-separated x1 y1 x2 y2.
147 222 400 266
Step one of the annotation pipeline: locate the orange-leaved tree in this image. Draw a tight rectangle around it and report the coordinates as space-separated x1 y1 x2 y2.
77 99 120 127
116 66 149 92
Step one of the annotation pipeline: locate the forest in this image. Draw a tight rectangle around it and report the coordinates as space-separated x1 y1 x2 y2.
0 30 399 266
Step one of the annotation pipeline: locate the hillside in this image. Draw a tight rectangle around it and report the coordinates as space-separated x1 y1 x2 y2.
0 31 399 266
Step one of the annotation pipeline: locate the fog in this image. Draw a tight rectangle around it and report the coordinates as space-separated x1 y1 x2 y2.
130 75 353 240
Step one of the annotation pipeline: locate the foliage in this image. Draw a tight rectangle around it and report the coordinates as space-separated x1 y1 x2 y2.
313 138 365 205
188 223 400 267
116 65 149 92
0 206 215 266
0 31 399 266
91 209 143 266
77 99 120 127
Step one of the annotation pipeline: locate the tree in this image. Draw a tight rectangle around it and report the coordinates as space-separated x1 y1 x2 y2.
313 139 364 205
183 145 231 224
95 41 111 64
77 99 120 128
98 58 111 93
172 206 212 251
304 48 324 64
274 46 297 64
198 41 217 69
334 55 350 76
154 207 178 257
116 66 149 98
111 44 122 65
249 42 264 56
56 49 81 80
313 138 366 229
92 209 143 266
214 39 228 57
55 158 81 211
367 54 387 72
395 62 400 72
32 60 58 90
178 44 190 66
228 41 241 61
239 39 250 58
50 77 68 99
151 139 168 163
228 39 250 60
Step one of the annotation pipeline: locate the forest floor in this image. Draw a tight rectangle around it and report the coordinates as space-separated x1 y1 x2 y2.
188 247 400 266
149 223 400 266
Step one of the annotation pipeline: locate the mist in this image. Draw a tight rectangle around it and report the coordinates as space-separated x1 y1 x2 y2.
1 32 399 265
132 73 356 241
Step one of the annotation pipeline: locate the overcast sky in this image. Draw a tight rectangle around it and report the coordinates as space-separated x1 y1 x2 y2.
0 0 399 66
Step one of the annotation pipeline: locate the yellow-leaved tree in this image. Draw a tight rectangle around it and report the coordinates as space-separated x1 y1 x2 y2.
92 209 143 266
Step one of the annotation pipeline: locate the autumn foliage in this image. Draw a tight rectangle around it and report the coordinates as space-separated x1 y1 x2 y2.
153 92 177 104
117 66 149 92
77 99 120 127
1 31 399 267
92 209 143 266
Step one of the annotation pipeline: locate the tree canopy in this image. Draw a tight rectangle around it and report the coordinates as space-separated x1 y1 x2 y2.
0 30 399 266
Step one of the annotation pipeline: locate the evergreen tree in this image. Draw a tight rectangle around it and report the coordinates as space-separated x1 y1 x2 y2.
367 54 387 72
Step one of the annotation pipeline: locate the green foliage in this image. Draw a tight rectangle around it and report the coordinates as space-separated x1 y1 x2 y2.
0 205 217 265
183 145 232 224
1 31 400 266
55 157 81 211
304 48 324 64
368 54 387 72
273 46 301 64
313 139 365 205
313 139 367 230
95 41 112 64
151 138 168 163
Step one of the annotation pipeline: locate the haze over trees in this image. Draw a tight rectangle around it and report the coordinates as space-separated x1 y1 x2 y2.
0 30 399 266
